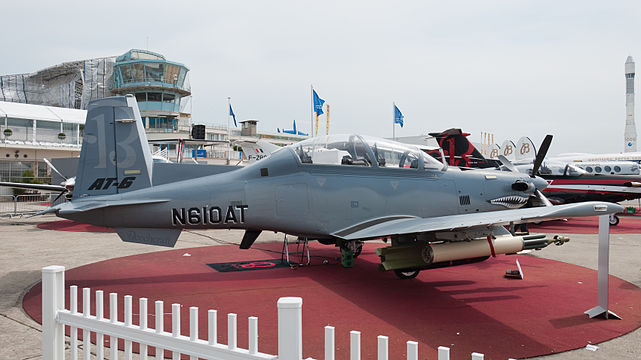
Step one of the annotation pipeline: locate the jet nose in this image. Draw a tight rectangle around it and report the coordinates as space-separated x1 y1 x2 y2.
533 176 548 191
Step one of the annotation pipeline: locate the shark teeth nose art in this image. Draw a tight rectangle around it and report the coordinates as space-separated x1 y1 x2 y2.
489 195 529 209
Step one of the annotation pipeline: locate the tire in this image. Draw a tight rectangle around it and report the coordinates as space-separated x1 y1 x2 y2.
394 269 420 279
609 214 620 226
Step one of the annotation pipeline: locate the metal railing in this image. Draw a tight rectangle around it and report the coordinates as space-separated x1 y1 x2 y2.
0 193 55 217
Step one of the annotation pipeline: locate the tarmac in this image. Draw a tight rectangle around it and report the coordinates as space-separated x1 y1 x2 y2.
1 214 640 360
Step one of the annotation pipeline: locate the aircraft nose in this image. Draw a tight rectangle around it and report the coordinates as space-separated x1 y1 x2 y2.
533 176 548 191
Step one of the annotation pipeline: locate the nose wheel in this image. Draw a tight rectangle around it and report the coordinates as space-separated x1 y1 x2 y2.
609 214 620 226
393 269 420 279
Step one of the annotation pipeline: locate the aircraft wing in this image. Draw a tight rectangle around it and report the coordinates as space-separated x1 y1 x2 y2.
0 181 65 192
333 201 623 240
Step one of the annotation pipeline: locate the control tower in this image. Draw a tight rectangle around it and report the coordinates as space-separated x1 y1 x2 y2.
112 49 191 132
625 56 636 152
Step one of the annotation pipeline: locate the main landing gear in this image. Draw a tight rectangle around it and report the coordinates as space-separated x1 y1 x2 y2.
393 269 421 279
339 241 363 268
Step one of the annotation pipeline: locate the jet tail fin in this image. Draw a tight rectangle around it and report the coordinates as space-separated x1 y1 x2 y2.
73 95 153 199
427 128 500 168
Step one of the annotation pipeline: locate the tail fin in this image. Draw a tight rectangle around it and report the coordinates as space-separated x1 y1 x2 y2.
427 128 500 168
500 140 517 161
515 136 536 161
73 95 153 199
237 140 280 162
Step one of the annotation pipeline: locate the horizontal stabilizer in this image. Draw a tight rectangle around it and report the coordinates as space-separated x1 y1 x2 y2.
55 199 169 215
115 228 181 247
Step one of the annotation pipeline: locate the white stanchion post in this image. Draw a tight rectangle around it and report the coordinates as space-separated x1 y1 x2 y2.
228 313 237 350
438 346 450 360
585 215 622 319
42 266 65 360
277 297 303 360
350 331 361 360
249 316 258 354
377 335 388 360
406 341 418 360
324 326 335 360
208 310 217 345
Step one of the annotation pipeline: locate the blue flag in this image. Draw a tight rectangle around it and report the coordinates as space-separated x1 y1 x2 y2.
229 103 237 127
313 89 325 115
394 104 404 128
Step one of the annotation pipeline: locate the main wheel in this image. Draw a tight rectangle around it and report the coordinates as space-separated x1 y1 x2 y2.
609 214 620 226
394 269 420 279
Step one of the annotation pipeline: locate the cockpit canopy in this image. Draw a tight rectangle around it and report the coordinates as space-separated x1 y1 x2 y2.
291 134 444 170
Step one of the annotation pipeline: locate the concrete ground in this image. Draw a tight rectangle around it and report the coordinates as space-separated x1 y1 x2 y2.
0 215 639 360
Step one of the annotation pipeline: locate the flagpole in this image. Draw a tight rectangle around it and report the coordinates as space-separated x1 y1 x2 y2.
227 97 231 163
310 85 314 137
393 102 395 140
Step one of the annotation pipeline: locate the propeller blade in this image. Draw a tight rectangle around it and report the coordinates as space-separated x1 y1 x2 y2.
530 135 553 177
51 189 68 204
498 155 519 172
43 158 68 181
535 189 553 207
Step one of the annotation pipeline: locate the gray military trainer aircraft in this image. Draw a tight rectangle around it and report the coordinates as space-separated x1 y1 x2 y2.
41 96 622 278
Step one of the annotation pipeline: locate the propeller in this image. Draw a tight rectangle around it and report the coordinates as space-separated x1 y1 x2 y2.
498 136 554 207
51 189 69 204
498 155 519 173
530 135 552 178
43 158 68 182
43 158 74 202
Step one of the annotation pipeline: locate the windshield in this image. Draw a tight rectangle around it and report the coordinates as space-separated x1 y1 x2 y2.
294 135 374 166
564 164 587 176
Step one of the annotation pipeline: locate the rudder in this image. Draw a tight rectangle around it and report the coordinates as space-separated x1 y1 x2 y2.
428 128 500 168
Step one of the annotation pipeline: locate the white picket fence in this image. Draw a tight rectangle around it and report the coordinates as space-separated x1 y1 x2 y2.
42 266 511 360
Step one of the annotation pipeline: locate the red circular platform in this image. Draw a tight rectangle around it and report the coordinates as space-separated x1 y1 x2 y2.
23 242 641 359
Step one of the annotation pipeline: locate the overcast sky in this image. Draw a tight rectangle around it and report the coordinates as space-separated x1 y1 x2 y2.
3 1 641 155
